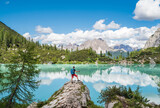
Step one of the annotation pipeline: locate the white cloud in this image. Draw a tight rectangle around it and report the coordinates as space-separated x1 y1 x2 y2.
35 25 53 33
23 19 159 49
107 24 160 48
93 19 120 30
133 0 160 20
33 23 160 48
23 32 31 39
5 1 10 4
107 21 120 29
40 79 52 85
93 83 119 92
93 19 107 30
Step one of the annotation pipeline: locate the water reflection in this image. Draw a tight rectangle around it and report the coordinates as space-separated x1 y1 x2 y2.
1 64 160 105
39 64 159 87
37 64 160 105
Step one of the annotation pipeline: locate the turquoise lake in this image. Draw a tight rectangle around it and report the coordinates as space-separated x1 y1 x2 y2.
1 64 160 105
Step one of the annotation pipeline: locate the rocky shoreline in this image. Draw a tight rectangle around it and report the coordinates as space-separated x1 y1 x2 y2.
28 81 160 108
28 81 100 108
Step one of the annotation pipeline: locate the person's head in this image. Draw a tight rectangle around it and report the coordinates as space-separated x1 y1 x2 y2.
73 66 75 69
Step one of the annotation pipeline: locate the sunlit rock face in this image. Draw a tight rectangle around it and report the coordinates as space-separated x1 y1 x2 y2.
144 28 160 49
41 81 91 108
78 38 113 54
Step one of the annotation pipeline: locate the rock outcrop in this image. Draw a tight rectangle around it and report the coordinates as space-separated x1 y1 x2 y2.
144 28 160 49
28 81 91 108
79 38 113 54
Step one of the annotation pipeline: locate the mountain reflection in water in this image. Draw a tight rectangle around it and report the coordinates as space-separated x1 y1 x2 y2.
0 64 160 105
37 64 160 105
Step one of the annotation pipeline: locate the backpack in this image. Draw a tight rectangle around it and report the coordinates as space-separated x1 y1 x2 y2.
70 69 75 74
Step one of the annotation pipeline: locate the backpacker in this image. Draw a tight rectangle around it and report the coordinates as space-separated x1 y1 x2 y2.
70 69 75 75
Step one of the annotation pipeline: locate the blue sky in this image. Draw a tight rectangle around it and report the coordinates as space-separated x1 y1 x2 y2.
1 0 160 48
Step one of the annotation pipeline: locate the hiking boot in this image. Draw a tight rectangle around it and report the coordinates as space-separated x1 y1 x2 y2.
71 80 73 84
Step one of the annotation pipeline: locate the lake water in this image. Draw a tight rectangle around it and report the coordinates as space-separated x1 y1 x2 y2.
1 64 160 106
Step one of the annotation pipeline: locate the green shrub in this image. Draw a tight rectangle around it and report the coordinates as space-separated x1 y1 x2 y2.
87 100 103 108
98 86 149 105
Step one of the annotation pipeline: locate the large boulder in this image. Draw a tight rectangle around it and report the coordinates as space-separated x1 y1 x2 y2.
33 81 91 108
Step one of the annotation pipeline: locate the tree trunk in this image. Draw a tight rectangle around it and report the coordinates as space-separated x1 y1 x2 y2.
6 63 24 108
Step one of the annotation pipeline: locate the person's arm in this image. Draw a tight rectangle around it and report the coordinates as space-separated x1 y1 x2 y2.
74 69 80 72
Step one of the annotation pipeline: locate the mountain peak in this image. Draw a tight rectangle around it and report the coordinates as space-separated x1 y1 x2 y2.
97 38 104 41
143 28 160 49
114 44 134 52
79 38 112 54
156 28 160 32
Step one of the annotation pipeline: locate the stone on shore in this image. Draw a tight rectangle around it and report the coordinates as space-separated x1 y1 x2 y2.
29 80 91 108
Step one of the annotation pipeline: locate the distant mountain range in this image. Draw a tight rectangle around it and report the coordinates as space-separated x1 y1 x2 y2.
64 38 139 55
64 38 126 54
144 28 160 49
113 44 134 52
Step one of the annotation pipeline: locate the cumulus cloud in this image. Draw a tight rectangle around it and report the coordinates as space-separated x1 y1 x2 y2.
23 32 31 39
35 25 53 33
107 21 120 29
93 19 120 30
93 19 107 30
133 0 160 20
33 23 160 48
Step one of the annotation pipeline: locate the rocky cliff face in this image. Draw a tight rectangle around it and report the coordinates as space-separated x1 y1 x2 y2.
79 38 113 54
144 28 160 49
28 81 91 108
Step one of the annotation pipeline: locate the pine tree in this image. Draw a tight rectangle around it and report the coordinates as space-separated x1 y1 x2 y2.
0 42 40 108
54 44 57 50
127 51 130 57
61 45 63 51
0 64 2 79
113 56 115 60
0 30 4 46
76 46 79 52
100 51 102 57
107 51 112 57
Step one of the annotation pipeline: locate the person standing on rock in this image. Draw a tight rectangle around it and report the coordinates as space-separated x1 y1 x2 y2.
71 66 80 82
